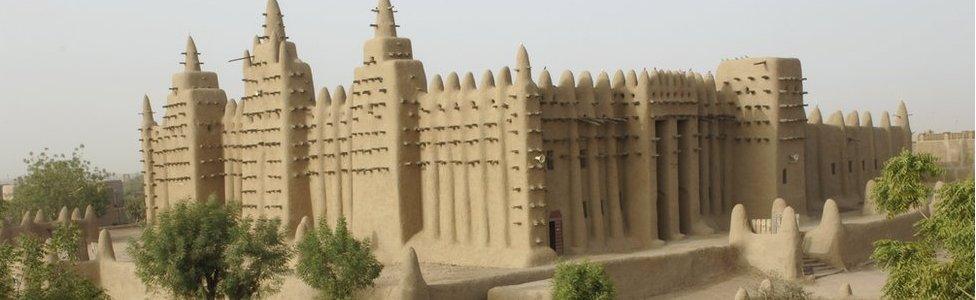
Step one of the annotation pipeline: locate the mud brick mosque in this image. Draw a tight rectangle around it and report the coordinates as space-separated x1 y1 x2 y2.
139 0 912 267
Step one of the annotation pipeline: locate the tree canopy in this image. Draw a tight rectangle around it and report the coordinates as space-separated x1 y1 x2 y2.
122 174 146 223
5 145 111 221
869 150 943 217
0 223 107 299
296 217 383 300
128 199 291 300
870 151 974 299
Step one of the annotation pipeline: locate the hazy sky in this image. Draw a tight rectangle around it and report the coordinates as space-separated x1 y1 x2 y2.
0 0 973 179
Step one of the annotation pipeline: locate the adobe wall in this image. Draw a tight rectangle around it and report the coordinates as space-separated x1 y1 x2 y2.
803 198 922 270
914 131 975 182
803 105 910 213
470 245 737 300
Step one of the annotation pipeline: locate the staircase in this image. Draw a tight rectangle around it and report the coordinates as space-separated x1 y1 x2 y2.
802 256 844 279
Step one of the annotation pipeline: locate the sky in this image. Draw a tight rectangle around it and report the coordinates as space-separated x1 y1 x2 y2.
0 0 973 179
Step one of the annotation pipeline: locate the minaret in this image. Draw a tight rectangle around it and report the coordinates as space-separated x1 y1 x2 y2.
140 95 157 223
348 0 427 257
239 0 316 232
157 36 228 206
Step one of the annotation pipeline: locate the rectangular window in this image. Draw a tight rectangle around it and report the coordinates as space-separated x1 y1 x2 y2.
545 150 555 170
874 159 879 170
848 161 853 173
579 150 588 169
831 163 836 175
782 169 788 184
862 160 866 171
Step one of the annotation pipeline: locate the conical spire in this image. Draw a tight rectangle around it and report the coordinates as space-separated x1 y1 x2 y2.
429 75 444 92
263 0 285 41
142 95 155 127
626 70 639 88
538 69 553 90
461 72 477 92
183 36 201 72
894 101 910 128
372 0 398 38
515 44 532 85
808 106 823 124
446 72 461 91
611 70 626 90
480 70 496 88
333 85 347 104
558 70 575 89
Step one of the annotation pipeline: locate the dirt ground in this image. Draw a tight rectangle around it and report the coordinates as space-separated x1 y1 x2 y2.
648 265 887 300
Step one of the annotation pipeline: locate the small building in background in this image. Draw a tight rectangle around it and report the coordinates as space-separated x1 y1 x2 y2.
1 184 15 201
914 130 975 182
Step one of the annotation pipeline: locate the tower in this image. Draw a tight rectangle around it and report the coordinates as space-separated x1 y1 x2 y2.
152 37 228 207
237 0 316 232
716 58 807 217
347 0 427 252
140 96 158 222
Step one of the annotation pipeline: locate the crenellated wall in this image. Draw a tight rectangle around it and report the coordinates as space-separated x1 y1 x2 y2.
803 103 911 213
0 206 101 261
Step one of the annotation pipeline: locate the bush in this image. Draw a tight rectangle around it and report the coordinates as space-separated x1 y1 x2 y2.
5 145 111 221
552 260 615 300
748 272 810 300
0 223 107 299
872 179 974 299
129 199 291 300
296 217 383 300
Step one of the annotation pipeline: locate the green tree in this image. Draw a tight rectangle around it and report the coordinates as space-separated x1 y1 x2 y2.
129 200 291 300
0 223 107 299
6 145 111 221
552 260 616 300
872 179 975 299
129 200 236 299
220 217 292 299
296 217 383 300
870 151 974 298
122 174 146 223
0 242 14 298
869 150 943 217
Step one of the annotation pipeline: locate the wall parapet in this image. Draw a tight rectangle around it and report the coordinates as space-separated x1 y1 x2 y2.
729 203 803 279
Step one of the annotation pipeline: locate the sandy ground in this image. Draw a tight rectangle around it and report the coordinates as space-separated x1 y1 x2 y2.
648 266 887 300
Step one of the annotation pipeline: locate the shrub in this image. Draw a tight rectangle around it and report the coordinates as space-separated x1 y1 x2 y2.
552 260 615 300
296 217 383 300
129 199 291 300
0 223 107 299
748 272 810 300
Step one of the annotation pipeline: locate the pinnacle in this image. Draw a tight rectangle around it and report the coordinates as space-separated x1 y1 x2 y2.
373 0 398 38
263 0 285 40
183 36 201 71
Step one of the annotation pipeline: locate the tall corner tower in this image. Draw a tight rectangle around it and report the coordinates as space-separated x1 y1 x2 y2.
716 57 807 217
140 95 158 222
349 0 428 247
156 37 228 207
239 0 316 232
